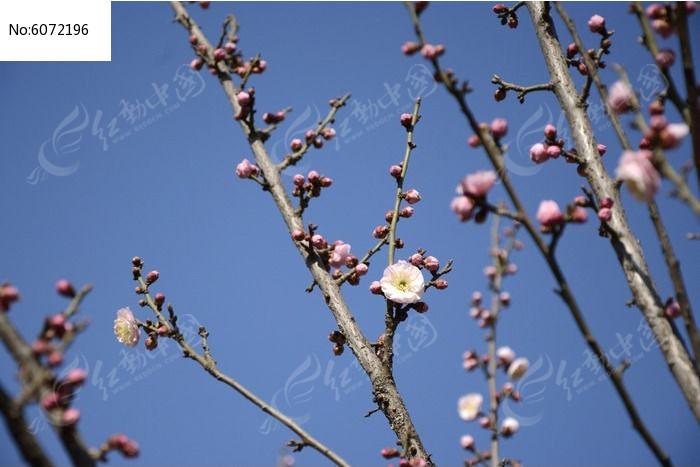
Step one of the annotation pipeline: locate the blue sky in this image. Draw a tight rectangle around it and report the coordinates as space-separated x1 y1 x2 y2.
1 2 699 466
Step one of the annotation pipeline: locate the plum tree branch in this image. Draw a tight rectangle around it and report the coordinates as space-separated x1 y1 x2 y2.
168 2 431 463
405 3 673 464
528 1 699 426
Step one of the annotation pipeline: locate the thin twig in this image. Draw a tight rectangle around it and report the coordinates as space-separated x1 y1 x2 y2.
491 75 553 104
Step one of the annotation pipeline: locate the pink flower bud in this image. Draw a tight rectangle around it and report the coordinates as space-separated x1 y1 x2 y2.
321 128 336 140
608 81 635 114
597 207 612 221
424 256 439 272
545 145 562 159
414 301 429 313
311 234 326 249
577 62 588 76
213 48 226 61
401 41 421 55
451 196 475 222
574 196 587 206
500 291 510 305
408 253 423 267
400 206 414 218
293 174 305 187
505 263 518 274
235 158 259 178
403 189 421 204
655 49 675 68
55 280 75 298
529 143 548 164
42 392 62 411
660 123 689 149
290 138 303 152
355 263 369 276
224 42 236 53
49 313 66 330
188 34 198 45
460 434 475 450
373 225 389 238
381 448 401 459
566 43 578 59
665 299 681 319
490 118 508 139
62 408 80 427
305 130 316 142
651 19 674 38
600 197 614 209
537 200 564 227
479 417 491 428
421 43 438 60
570 206 588 223
467 135 481 147
48 350 63 367
434 279 448 290
313 138 323 149
32 339 50 355
390 165 403 178
120 439 140 458
291 229 306 241
157 325 169 336
493 4 508 13
64 368 87 387
484 265 497 278
469 307 481 319
307 170 320 183
400 113 413 128
497 346 515 364
145 336 158 350
646 3 665 19
544 124 558 140
154 293 165 308
320 177 333 187
588 14 606 33
146 270 159 284
369 281 383 294
190 59 203 71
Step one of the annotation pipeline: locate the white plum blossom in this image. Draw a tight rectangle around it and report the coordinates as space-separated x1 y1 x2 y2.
379 260 425 304
507 357 530 380
114 307 140 347
458 393 483 421
501 417 520 436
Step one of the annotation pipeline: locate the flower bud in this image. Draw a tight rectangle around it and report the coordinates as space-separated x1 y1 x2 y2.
400 113 413 128
62 408 80 427
290 139 303 152
55 280 76 298
369 281 383 294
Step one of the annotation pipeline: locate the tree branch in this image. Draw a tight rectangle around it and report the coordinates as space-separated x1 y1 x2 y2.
168 2 431 463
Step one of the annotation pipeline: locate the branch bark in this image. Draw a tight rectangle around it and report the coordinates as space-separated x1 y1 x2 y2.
528 1 700 422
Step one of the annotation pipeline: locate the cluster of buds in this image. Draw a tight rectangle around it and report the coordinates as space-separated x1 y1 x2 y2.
98 433 140 459
645 2 696 39
379 446 428 467
292 170 333 198
234 88 255 121
493 4 519 29
408 252 448 290
450 170 497 223
235 158 260 179
129 257 170 350
466 119 508 147
41 367 88 428
262 110 287 125
328 330 346 356
189 30 243 76
299 126 334 150
640 111 689 150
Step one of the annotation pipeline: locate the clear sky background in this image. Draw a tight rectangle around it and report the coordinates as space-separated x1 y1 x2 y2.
1 2 699 466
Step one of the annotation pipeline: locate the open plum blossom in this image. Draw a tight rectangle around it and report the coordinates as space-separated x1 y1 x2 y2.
458 393 483 421
615 150 660 202
114 307 140 347
379 260 425 304
329 241 351 268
